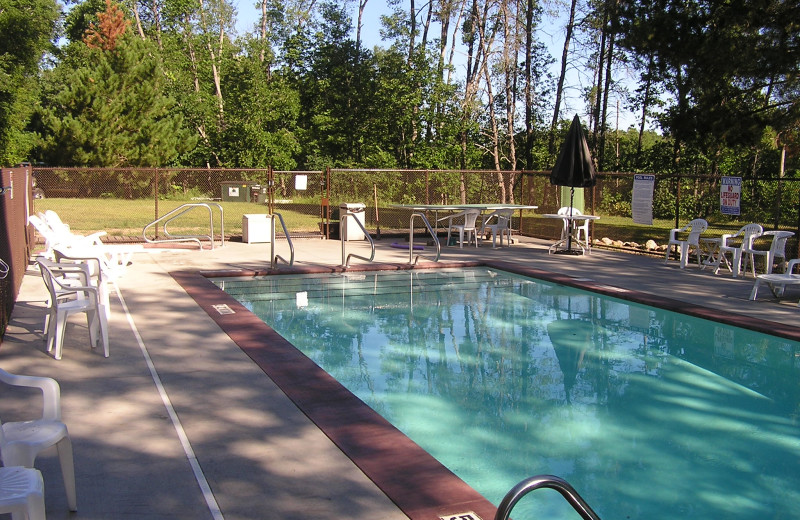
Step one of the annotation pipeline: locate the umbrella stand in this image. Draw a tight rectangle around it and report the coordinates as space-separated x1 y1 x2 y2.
554 187 582 255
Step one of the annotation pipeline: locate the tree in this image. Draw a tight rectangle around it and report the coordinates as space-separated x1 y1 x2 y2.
0 0 59 164
36 3 196 168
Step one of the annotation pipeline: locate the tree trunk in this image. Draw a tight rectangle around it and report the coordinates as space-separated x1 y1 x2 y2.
549 0 577 155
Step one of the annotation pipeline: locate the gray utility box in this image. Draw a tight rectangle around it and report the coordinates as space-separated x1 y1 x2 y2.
339 203 366 241
242 214 272 243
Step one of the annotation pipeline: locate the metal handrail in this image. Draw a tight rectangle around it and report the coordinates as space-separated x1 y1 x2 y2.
494 475 602 520
270 213 295 268
408 212 441 265
143 202 224 250
340 212 375 267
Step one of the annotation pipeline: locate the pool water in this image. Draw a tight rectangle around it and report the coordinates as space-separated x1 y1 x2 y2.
213 268 800 519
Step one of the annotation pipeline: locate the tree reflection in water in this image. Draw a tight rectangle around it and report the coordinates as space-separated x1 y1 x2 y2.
216 268 800 520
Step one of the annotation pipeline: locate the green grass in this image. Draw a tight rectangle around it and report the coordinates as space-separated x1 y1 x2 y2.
33 198 791 253
35 198 324 236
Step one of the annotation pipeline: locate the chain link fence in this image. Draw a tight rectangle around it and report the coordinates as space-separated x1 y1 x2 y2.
29 167 800 241
3 166 798 338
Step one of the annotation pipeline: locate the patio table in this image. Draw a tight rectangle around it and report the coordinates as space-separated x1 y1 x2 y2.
542 213 599 255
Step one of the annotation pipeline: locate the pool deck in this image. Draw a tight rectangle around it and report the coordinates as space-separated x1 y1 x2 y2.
3 235 800 520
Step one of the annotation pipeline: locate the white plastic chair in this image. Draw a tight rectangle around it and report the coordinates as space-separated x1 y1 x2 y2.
742 230 794 276
0 368 77 512
664 218 708 268
713 223 763 277
439 210 481 248
480 209 514 248
0 466 46 520
557 207 591 253
37 258 109 359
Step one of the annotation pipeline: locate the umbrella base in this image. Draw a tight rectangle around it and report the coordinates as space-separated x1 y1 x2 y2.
553 248 583 256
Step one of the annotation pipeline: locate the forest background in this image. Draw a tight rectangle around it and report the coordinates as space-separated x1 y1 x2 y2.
1 0 798 178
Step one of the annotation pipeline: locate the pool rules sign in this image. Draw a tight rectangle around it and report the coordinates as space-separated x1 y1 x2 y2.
720 176 742 216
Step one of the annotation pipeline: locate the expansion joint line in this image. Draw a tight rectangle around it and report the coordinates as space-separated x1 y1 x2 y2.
117 290 225 520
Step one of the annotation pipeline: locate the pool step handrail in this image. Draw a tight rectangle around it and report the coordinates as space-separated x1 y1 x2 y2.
270 213 295 268
408 213 441 265
494 474 602 520
143 202 224 250
340 212 375 268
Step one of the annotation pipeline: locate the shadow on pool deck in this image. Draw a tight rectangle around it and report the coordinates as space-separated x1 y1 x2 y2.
2 235 800 520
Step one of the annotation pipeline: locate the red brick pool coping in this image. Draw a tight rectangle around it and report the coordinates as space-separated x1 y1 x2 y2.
172 260 800 520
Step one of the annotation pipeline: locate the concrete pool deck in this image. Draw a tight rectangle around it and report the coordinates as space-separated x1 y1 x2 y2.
2 235 800 519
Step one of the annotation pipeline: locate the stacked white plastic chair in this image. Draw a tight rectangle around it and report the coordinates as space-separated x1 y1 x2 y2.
0 368 77 513
37 258 109 359
0 466 46 520
664 218 708 268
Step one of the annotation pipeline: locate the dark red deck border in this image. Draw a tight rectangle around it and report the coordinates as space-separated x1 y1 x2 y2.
171 260 800 520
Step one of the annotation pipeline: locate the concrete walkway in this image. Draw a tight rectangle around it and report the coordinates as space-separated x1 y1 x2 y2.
1 235 799 519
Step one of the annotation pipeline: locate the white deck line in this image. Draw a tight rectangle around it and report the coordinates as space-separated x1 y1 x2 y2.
117 289 225 520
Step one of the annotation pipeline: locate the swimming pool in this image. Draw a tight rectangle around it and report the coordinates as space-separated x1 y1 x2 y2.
210 267 800 519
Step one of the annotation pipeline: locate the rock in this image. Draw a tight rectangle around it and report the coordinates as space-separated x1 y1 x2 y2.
645 239 658 250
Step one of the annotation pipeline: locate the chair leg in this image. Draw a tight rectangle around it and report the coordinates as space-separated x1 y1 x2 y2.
56 436 77 512
679 243 688 268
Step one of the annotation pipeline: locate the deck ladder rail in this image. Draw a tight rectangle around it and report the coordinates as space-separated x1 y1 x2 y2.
340 212 376 267
143 202 225 250
494 475 602 520
408 212 441 265
270 213 295 268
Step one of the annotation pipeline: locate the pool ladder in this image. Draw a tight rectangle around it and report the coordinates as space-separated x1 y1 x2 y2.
340 211 375 268
408 212 441 265
143 202 224 250
494 475 602 520
269 213 295 268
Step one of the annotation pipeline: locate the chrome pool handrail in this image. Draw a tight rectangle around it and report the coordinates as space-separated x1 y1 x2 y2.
494 474 602 520
270 213 294 268
408 213 441 265
143 202 224 250
340 212 375 268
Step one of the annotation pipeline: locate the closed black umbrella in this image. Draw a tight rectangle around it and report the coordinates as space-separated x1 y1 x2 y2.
550 115 597 254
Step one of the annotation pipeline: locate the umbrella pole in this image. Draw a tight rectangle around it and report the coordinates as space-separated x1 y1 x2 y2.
567 188 574 251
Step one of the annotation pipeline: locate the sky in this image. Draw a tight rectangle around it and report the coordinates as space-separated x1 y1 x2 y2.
230 0 639 130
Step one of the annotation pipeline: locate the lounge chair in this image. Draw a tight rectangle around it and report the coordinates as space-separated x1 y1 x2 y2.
749 259 800 304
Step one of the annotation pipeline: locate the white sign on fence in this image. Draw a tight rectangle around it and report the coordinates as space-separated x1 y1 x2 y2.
632 174 655 225
720 176 742 215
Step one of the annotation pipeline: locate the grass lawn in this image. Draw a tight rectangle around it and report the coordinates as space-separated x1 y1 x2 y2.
33 198 785 252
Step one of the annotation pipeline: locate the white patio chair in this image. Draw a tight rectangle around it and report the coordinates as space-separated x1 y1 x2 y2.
0 368 77 512
557 207 592 253
439 209 481 248
37 258 109 359
664 218 708 268
0 466 46 520
742 230 794 276
480 209 514 248
713 223 763 277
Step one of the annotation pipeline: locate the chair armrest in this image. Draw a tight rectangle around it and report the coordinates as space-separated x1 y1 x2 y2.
0 369 62 421
787 259 800 273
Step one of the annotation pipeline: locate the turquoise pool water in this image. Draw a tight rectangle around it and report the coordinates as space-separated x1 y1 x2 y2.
213 267 800 519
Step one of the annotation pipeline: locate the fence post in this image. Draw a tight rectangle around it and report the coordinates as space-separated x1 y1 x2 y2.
674 175 681 229
154 168 159 240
